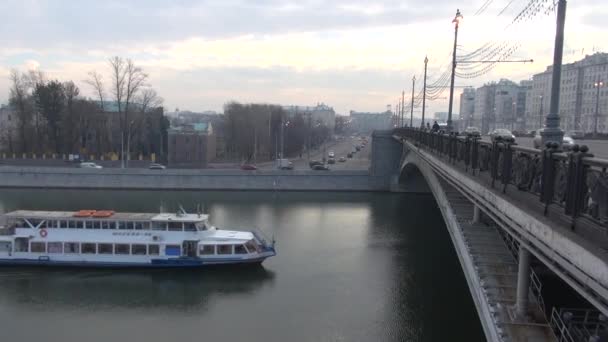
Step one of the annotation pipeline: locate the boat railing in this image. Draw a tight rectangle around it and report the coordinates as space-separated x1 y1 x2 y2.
0 226 15 236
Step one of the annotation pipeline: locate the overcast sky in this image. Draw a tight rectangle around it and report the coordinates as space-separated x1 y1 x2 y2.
0 0 605 115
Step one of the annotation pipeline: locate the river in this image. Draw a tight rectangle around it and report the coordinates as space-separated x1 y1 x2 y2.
0 189 484 341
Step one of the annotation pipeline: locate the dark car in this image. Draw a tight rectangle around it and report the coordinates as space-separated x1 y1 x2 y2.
327 158 336 164
347 153 353 158
312 164 329 171
309 160 323 168
240 164 258 170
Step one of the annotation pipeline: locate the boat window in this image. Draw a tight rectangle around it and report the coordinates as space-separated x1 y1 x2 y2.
59 220 68 228
82 243 96 254
28 219 42 228
31 242 46 253
127 222 136 230
184 222 197 231
199 245 215 255
118 222 127 230
168 222 183 231
78 221 86 229
196 222 207 231
165 245 181 256
44 220 54 229
217 245 232 255
234 245 248 254
148 245 159 255
245 240 260 253
94 221 102 229
85 221 94 229
115 244 130 255
131 244 147 255
98 244 113 254
14 238 29 252
64 242 80 253
134 222 144 230
101 221 113 229
152 222 166 231
48 242 63 253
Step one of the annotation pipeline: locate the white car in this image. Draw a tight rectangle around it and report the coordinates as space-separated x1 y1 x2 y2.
79 162 103 169
328 151 335 158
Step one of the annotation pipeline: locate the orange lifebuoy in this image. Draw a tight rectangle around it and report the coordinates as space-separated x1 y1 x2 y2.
39 229 48 238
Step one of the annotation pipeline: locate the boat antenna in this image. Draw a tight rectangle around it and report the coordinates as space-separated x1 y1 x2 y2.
178 204 187 216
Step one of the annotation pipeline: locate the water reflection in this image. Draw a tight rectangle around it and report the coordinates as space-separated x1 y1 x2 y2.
0 266 275 312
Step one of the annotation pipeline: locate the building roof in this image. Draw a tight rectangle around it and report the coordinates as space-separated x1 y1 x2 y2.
168 122 212 134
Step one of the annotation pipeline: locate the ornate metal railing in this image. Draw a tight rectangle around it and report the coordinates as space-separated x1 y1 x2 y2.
395 128 608 230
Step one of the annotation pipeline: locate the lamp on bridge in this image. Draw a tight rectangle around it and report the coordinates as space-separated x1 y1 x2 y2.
447 9 463 133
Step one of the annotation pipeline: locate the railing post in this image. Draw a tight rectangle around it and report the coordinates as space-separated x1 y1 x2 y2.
471 136 480 175
540 142 559 216
464 136 471 171
501 140 515 194
491 140 501 188
565 145 593 230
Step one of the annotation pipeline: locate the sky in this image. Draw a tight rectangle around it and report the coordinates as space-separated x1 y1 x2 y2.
0 0 605 115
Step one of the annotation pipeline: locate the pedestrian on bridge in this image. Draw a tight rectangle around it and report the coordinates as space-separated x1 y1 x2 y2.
432 121 440 132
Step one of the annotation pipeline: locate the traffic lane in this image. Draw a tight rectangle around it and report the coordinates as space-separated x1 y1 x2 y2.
480 136 608 159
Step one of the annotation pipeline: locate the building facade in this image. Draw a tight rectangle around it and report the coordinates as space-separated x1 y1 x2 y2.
472 79 529 133
459 87 476 128
168 123 216 168
525 53 608 133
348 111 392 133
283 103 336 131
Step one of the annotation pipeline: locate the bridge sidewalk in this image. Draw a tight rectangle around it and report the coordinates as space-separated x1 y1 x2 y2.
442 181 556 342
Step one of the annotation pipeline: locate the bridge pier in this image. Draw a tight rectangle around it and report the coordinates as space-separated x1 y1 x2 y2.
472 205 481 224
516 246 532 319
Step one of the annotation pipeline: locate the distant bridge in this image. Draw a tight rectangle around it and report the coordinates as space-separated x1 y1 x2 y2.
370 129 608 342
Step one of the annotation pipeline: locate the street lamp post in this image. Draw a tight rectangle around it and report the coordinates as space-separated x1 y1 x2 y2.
541 0 567 147
594 80 604 137
538 95 544 129
447 9 463 133
421 56 428 128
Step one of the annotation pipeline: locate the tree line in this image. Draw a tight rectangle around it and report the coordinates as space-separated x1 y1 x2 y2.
223 102 331 162
2 57 168 161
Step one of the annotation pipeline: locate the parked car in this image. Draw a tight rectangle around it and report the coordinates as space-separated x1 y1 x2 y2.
312 164 329 171
79 162 102 169
148 163 166 170
533 129 576 150
327 158 335 164
309 160 323 168
338 157 346 162
240 164 257 170
347 153 353 158
328 151 335 158
489 128 516 142
355 145 361 151
462 126 481 137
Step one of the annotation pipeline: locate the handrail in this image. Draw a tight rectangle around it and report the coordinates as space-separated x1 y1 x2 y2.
394 127 608 230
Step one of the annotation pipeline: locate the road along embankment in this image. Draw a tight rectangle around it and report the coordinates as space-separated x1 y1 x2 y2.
0 166 390 192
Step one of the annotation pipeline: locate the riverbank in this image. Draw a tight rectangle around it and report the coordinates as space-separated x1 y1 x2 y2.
0 166 389 191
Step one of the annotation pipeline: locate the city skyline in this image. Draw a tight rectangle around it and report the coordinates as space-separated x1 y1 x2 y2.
0 0 605 114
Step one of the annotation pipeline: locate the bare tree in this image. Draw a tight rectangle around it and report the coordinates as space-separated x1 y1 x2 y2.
63 81 80 152
9 69 32 153
138 88 163 114
84 71 105 111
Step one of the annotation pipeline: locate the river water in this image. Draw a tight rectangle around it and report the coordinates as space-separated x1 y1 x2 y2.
0 189 484 341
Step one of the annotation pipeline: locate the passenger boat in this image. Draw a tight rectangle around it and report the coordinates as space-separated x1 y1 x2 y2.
0 209 276 268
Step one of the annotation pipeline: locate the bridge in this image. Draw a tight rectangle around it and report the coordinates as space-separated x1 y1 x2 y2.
371 129 608 342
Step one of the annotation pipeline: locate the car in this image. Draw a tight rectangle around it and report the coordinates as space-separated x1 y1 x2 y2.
339 157 346 162
355 145 361 151
462 126 481 137
347 153 353 158
240 164 257 170
568 130 585 140
276 158 293 170
533 129 576 150
327 158 335 164
328 151 335 158
148 163 166 170
309 160 323 168
489 128 515 142
79 162 102 169
312 164 329 171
